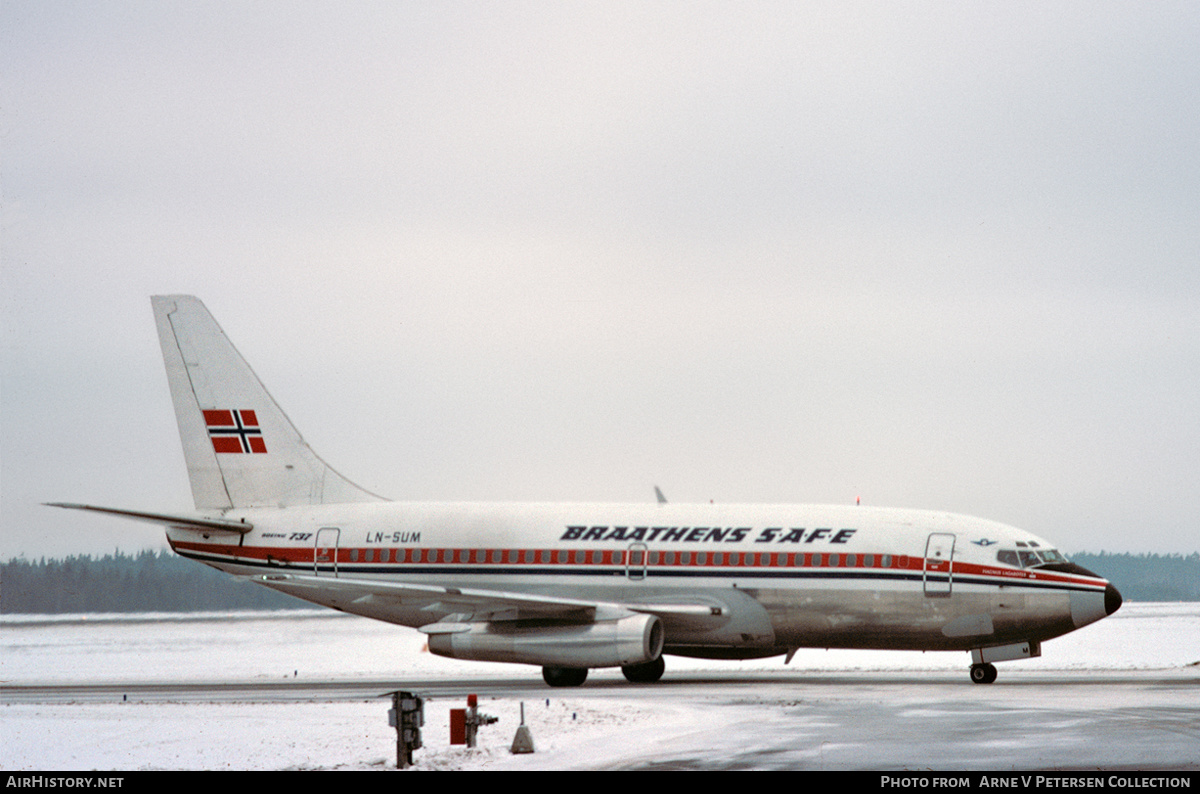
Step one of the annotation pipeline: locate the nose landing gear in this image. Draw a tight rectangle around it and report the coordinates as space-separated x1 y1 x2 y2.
970 663 998 684
969 640 1037 684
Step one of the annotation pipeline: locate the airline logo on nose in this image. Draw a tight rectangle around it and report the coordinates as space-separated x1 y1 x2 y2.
203 409 267 454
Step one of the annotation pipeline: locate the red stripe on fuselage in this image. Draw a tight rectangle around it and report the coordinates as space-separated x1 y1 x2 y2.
166 538 1107 590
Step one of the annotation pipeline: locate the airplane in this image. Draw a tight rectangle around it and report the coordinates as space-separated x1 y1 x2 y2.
49 295 1123 687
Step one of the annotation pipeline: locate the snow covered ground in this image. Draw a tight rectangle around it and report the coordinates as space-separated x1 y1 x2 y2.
2 603 1198 770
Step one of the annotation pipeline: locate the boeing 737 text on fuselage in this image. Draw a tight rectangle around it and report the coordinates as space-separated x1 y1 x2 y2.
50 296 1122 686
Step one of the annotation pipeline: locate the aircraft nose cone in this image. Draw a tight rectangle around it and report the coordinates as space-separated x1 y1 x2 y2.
1105 583 1123 616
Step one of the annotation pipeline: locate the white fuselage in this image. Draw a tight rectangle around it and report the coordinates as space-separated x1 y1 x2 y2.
167 501 1113 658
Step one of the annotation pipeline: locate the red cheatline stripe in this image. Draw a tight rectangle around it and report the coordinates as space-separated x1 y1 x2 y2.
168 541 920 572
165 539 1108 588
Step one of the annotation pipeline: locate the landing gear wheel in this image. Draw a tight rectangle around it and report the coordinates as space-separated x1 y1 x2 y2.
621 656 665 683
970 663 998 684
542 666 588 687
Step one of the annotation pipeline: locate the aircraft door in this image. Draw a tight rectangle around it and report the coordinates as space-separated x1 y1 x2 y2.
625 542 648 581
923 532 955 597
315 527 340 577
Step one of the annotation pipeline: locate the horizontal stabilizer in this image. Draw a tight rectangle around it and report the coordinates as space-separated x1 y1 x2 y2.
44 502 253 534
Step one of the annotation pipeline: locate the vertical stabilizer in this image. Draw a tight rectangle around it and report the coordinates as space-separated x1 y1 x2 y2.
152 295 387 509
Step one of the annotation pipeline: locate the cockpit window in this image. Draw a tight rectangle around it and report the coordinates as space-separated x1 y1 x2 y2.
1018 550 1042 567
997 547 1069 568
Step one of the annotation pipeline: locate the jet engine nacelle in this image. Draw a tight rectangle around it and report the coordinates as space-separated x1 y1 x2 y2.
426 613 664 668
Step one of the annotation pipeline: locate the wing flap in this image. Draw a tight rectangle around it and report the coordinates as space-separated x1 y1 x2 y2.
253 572 723 624
256 572 606 619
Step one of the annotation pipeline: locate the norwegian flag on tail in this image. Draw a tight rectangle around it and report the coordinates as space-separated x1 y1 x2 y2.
203 409 267 454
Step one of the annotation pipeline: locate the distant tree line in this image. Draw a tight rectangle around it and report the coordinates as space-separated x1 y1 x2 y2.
0 550 306 614
1072 552 1200 602
1 549 1196 614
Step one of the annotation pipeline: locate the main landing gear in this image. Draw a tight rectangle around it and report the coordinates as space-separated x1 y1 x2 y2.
621 656 665 683
970 663 998 684
542 666 589 687
542 656 666 687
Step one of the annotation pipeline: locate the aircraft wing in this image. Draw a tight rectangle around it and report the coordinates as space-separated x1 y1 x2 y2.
252 571 724 628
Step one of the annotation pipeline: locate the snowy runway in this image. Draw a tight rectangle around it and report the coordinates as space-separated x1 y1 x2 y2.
3 603 1197 770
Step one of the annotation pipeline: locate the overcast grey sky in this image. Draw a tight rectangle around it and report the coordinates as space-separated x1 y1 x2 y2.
2 2 1197 559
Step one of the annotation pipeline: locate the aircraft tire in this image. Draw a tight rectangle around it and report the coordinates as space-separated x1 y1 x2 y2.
970 663 998 684
621 656 666 683
542 666 589 687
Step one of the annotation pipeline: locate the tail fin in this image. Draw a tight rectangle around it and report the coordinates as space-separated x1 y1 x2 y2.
152 295 386 509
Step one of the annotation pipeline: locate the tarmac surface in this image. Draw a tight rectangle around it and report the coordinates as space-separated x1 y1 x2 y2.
5 669 1198 770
